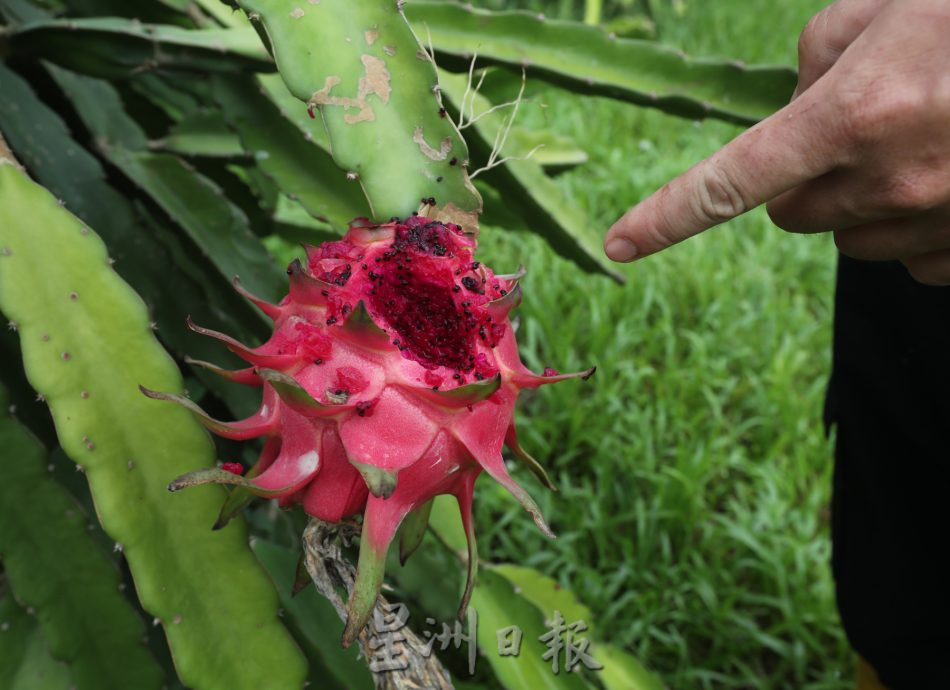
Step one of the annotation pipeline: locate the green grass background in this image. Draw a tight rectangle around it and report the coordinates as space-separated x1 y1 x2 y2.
469 1 849 688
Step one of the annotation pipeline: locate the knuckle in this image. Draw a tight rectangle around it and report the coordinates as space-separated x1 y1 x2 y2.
693 164 749 225
904 255 950 286
875 173 938 213
766 198 797 231
833 229 870 259
798 14 823 56
643 202 680 251
837 85 926 151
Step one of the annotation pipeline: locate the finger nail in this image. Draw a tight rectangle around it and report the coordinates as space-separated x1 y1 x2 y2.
604 237 638 263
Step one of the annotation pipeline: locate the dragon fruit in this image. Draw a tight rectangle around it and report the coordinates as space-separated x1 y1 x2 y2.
143 216 593 645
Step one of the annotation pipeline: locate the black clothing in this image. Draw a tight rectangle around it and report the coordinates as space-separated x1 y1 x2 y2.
826 256 950 689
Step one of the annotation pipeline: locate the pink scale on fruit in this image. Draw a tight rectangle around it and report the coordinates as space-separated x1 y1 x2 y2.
334 366 369 394
423 370 444 388
292 321 332 361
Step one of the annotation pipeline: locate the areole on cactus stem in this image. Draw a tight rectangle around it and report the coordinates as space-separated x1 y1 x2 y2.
143 212 594 646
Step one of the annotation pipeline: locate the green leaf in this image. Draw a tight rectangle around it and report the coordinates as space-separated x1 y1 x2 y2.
252 540 374 690
429 494 467 553
44 66 284 304
505 126 588 173
0 159 307 689
492 565 593 634
471 570 592 690
425 498 659 689
8 18 272 78
0 594 73 690
129 72 204 121
439 72 622 283
156 109 246 158
0 61 264 417
210 73 371 230
428 499 588 688
406 1 796 125
235 0 482 227
597 645 667 690
113 148 284 301
0 390 164 690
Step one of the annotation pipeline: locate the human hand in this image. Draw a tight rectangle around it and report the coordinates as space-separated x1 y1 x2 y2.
603 0 950 285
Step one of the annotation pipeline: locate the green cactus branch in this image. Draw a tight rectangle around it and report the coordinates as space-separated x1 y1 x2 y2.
0 593 73 690
211 74 373 230
231 0 482 230
8 17 271 77
406 1 797 126
0 387 165 690
154 109 246 158
0 61 265 417
45 65 285 304
0 156 307 690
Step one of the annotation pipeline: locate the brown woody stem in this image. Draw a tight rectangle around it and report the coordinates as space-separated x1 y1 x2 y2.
301 519 455 690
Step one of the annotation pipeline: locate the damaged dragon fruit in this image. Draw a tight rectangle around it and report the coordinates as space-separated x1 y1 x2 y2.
142 216 594 646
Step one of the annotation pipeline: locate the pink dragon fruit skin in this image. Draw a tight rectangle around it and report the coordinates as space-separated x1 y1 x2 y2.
144 216 593 645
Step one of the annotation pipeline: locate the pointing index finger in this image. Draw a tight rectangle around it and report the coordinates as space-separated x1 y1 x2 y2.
604 93 839 262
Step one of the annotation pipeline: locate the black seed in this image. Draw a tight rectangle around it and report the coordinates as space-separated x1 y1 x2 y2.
326 316 337 325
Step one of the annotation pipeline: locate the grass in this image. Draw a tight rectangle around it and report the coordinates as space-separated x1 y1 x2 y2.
466 0 852 688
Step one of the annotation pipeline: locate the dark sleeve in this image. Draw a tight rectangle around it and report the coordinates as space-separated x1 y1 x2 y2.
826 255 950 690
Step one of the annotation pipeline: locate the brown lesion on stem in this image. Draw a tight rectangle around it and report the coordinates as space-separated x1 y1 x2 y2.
412 127 452 161
421 202 480 238
302 520 455 690
310 55 392 125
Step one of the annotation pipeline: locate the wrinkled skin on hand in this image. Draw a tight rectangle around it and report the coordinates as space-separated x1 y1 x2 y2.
605 0 950 285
